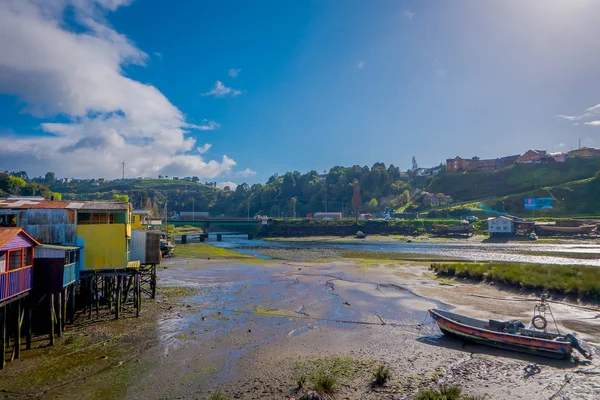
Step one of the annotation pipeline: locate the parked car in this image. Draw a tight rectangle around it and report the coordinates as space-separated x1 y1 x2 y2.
466 216 479 223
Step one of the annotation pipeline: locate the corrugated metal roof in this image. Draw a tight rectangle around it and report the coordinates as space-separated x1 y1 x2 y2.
132 210 151 215
39 244 81 250
78 202 129 211
0 227 41 247
0 198 128 211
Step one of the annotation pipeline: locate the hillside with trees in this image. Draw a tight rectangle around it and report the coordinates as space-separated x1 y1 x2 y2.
3 156 600 218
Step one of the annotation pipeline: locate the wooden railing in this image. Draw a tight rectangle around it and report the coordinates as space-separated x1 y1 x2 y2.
63 262 79 287
0 266 33 303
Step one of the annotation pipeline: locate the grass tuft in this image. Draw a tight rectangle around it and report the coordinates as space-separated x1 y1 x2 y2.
207 390 229 400
297 375 306 389
313 373 337 396
372 365 391 386
416 385 483 400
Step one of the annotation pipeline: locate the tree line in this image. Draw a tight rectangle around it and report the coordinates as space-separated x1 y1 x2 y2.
1 162 418 218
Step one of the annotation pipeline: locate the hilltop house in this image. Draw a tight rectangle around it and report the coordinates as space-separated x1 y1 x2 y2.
516 150 546 164
446 155 519 172
423 193 453 207
567 147 598 159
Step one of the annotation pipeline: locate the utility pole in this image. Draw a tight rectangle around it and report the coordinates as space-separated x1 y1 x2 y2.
293 197 296 218
122 162 125 180
247 200 250 220
192 197 195 221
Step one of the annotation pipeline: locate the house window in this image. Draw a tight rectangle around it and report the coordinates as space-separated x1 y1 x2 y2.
0 253 6 273
9 250 22 270
78 212 120 225
24 247 33 266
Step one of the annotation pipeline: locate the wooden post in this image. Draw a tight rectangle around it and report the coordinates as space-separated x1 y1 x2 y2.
70 285 76 324
62 288 67 332
94 275 99 316
115 275 122 320
1 307 6 369
88 278 92 319
26 304 32 350
56 292 62 338
151 264 156 299
15 299 21 359
135 273 141 317
49 293 55 346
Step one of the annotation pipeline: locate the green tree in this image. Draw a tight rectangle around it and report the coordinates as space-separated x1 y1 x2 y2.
45 172 56 184
366 198 379 212
112 193 130 203
8 176 26 195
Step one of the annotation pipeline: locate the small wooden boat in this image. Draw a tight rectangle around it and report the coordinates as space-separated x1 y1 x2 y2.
428 309 590 359
534 224 597 235
434 222 473 237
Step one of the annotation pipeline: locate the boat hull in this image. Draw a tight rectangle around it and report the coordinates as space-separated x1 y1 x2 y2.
429 309 572 359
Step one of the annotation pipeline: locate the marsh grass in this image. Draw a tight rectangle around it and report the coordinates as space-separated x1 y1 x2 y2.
372 365 391 386
416 385 483 400
207 390 229 400
431 262 600 300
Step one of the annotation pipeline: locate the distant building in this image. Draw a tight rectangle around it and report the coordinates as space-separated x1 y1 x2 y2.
548 152 567 163
516 150 546 164
317 174 328 182
567 147 598 159
423 193 452 207
446 155 519 172
131 210 151 230
204 182 217 187
487 215 534 236
312 212 342 220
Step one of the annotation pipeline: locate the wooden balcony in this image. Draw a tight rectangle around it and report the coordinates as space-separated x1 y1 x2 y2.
0 266 33 304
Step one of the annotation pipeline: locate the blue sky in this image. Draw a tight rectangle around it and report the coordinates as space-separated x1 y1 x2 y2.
1 0 600 186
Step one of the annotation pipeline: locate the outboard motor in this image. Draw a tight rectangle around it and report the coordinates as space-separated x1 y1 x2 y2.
564 333 593 360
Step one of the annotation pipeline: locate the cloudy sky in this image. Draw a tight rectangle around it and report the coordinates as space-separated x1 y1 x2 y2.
1 0 600 183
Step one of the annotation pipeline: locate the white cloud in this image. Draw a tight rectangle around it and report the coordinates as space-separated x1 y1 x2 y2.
585 121 600 126
0 0 235 179
556 104 600 122
356 61 365 70
189 120 220 131
202 81 244 97
228 68 242 78
236 168 257 177
197 143 212 154
402 10 415 19
217 181 238 190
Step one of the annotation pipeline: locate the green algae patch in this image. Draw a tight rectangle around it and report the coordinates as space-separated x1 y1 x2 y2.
295 356 369 383
159 285 202 299
173 243 255 259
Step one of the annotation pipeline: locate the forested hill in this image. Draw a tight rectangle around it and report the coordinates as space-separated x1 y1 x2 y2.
48 163 412 218
3 157 600 218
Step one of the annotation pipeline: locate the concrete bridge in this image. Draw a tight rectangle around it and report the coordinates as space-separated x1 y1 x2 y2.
169 217 269 233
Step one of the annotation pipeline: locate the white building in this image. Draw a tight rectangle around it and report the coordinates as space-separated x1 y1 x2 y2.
487 216 516 235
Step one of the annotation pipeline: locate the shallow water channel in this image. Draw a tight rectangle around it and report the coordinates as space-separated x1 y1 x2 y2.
205 234 600 265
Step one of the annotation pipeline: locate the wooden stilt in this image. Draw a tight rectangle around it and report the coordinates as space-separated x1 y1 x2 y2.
136 273 141 316
56 291 62 338
88 278 92 319
26 304 32 350
94 275 99 316
1 307 6 369
70 285 76 324
151 264 157 299
115 275 122 319
62 288 67 332
49 293 55 346
15 299 21 359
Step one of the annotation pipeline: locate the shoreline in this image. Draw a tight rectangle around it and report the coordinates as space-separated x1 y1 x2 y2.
2 251 599 399
260 234 599 245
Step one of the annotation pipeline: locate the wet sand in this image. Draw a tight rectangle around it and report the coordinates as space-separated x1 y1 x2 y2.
1 258 599 399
